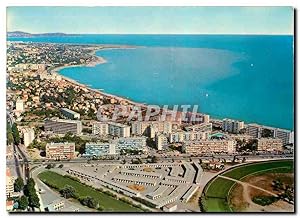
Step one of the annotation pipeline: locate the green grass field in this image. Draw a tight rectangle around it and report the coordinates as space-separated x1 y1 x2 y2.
223 160 294 180
201 159 294 212
38 171 144 212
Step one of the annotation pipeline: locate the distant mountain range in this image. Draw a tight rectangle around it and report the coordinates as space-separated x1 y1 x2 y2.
7 31 72 37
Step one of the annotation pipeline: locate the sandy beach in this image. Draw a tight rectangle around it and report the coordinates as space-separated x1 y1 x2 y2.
50 46 149 109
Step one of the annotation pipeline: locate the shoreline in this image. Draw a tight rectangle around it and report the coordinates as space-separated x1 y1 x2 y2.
50 46 149 109
48 44 292 131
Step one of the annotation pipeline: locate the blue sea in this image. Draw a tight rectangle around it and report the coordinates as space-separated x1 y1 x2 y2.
8 35 294 130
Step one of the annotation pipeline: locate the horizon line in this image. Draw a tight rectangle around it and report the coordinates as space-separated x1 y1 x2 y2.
7 31 293 36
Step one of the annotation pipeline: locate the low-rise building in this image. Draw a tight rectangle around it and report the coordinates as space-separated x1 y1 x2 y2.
114 136 147 153
46 142 75 160
45 199 64 211
169 131 208 143
257 138 283 152
84 142 116 157
182 139 236 154
184 122 213 132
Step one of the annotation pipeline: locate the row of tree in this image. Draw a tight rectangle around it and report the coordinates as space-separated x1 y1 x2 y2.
7 123 20 145
23 178 40 209
59 185 100 209
12 177 40 211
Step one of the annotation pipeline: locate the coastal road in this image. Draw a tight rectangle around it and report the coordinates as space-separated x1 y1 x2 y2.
7 153 293 166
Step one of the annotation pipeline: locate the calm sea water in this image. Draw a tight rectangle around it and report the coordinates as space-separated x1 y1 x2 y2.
8 35 294 130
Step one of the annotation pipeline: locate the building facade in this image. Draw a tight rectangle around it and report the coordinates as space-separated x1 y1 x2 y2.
92 121 109 136
108 122 130 138
15 98 24 112
257 138 283 152
222 118 244 134
169 131 208 143
114 136 147 153
184 123 213 132
44 118 82 135
22 127 35 147
155 133 168 150
46 142 76 160
84 142 116 157
182 139 236 154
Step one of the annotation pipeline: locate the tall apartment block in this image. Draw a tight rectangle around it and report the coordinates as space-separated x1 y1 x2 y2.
92 121 109 136
22 127 35 147
108 122 131 138
247 123 293 145
44 118 82 135
222 118 244 134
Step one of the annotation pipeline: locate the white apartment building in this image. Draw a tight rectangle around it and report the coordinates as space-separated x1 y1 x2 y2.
247 123 293 145
155 133 168 150
246 123 262 138
22 127 35 147
275 129 294 145
108 122 130 138
92 121 109 136
222 118 244 133
131 121 173 137
15 98 24 112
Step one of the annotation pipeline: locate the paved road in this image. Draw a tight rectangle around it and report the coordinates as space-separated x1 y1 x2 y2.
7 153 294 166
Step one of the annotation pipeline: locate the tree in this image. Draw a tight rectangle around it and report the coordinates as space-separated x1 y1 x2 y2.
60 185 77 199
262 129 273 138
11 123 20 144
14 177 24 192
18 196 29 210
80 196 98 209
28 194 40 208
151 156 158 163
7 124 14 145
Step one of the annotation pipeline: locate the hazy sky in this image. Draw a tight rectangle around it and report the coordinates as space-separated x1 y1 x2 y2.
7 6 294 35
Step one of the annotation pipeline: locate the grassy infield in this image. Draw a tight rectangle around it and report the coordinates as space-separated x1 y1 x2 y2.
38 171 144 212
202 160 294 212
